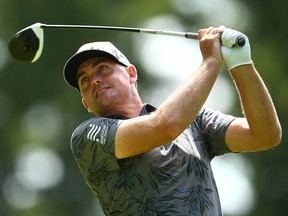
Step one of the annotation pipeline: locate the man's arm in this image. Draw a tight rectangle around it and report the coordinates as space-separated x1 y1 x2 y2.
115 27 224 159
225 64 282 152
219 28 282 152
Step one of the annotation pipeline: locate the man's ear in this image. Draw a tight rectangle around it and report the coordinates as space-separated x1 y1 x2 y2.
82 98 93 113
127 65 138 84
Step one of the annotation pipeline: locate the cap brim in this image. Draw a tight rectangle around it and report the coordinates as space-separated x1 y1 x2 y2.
63 50 122 89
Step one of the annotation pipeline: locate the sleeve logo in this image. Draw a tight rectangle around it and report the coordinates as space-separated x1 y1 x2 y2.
87 123 108 144
87 124 101 142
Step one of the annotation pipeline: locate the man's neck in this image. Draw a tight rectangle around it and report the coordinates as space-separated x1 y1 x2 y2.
96 101 143 119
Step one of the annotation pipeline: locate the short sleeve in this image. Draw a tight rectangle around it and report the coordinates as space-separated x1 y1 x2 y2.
197 108 236 158
70 117 123 185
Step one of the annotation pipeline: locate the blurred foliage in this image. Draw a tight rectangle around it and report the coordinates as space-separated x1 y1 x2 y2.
0 0 287 216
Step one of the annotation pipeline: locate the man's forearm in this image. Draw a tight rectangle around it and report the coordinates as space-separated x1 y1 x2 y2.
155 57 222 138
230 64 282 145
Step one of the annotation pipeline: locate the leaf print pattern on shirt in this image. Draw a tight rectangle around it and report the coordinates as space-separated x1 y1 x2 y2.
149 158 180 190
87 158 111 186
117 158 146 192
121 194 180 216
187 154 209 180
177 184 214 215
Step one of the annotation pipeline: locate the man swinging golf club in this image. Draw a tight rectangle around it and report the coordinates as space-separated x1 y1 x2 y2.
63 26 282 215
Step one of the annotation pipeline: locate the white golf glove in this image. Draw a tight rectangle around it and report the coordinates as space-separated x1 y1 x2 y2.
219 26 253 70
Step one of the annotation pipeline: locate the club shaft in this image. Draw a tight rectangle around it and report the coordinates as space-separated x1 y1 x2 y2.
40 24 199 40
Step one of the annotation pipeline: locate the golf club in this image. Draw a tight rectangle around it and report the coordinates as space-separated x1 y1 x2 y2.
8 22 246 63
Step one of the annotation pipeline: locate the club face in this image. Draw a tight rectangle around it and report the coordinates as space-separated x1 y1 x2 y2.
9 23 44 63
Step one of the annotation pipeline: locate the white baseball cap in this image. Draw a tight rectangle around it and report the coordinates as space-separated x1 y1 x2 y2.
63 41 130 89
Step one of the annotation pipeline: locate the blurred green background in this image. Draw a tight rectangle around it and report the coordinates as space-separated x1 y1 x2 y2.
0 0 287 215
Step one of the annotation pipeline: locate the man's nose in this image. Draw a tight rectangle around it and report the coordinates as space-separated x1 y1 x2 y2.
91 75 101 87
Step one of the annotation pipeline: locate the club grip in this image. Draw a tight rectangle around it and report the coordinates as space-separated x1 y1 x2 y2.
185 32 198 39
186 33 246 47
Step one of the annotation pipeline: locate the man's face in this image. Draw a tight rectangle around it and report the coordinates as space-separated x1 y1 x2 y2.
76 57 136 116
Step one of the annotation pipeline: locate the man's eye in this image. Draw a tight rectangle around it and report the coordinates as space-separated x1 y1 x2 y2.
80 77 89 85
98 65 107 72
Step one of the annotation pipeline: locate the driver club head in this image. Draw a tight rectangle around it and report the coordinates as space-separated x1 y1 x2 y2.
8 23 44 63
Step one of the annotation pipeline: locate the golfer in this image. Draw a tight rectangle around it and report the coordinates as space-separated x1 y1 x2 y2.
63 26 281 215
